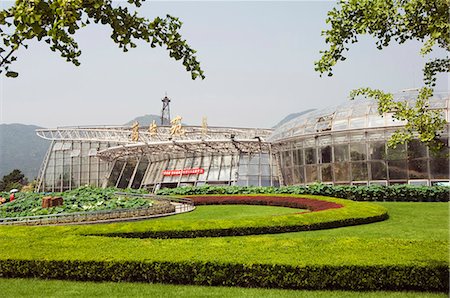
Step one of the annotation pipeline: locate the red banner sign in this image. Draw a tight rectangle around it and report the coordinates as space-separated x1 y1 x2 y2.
162 168 205 176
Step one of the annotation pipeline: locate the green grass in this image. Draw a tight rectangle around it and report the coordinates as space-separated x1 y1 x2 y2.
161 204 308 220
71 194 388 235
0 278 446 298
0 201 446 267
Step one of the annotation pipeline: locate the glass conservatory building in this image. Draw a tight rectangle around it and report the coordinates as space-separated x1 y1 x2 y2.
35 126 279 192
35 92 449 191
269 92 449 186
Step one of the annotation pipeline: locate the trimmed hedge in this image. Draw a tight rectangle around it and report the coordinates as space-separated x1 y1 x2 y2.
189 195 343 211
0 259 447 292
96 195 388 239
157 184 450 202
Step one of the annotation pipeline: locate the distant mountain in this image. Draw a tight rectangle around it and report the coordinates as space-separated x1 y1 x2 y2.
0 124 49 180
125 114 187 126
273 109 316 129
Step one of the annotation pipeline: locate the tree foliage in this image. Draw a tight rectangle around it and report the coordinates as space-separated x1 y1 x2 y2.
0 0 205 79
0 169 27 191
315 0 449 150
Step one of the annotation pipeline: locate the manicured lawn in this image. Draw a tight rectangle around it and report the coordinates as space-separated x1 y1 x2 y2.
162 204 309 220
0 200 447 292
0 278 446 298
0 202 445 266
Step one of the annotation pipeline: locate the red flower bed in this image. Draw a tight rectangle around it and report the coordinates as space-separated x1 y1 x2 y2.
187 195 343 212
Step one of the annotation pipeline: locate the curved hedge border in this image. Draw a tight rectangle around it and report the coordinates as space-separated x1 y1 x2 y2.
157 184 450 202
189 195 343 211
96 195 388 239
0 259 447 292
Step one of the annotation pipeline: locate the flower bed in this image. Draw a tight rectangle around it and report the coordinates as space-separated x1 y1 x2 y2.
187 195 343 212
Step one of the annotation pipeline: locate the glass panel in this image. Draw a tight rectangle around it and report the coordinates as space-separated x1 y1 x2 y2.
249 154 259 165
192 156 202 168
350 134 365 142
350 143 366 160
117 160 137 188
321 164 333 182
408 159 429 179
283 168 293 185
429 138 449 158
248 164 259 175
369 142 386 160
293 149 304 166
320 146 332 163
305 165 318 183
333 134 348 144
292 167 304 184
207 167 220 181
334 109 350 119
351 105 368 117
332 120 348 130
219 166 231 181
89 158 99 186
349 117 365 129
334 144 349 162
107 160 124 187
368 132 384 141
318 136 331 146
248 177 260 186
367 115 385 127
239 155 249 165
351 162 368 181
238 163 248 176
261 164 271 176
370 161 387 180
131 160 149 188
387 144 407 160
260 179 272 187
282 151 292 168
408 140 427 159
184 157 194 168
88 148 97 156
260 154 270 164
53 143 63 151
430 158 449 179
388 160 408 180
304 148 316 164
334 162 350 182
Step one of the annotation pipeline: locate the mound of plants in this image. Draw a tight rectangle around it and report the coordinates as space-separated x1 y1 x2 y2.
94 194 388 239
0 186 153 218
157 183 450 202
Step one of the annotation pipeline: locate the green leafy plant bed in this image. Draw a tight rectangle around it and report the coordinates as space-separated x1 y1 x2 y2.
93 194 388 239
157 184 450 202
0 186 153 218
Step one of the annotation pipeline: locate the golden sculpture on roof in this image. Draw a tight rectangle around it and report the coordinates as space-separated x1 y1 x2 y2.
148 120 158 136
201 116 208 136
131 121 140 141
170 115 185 136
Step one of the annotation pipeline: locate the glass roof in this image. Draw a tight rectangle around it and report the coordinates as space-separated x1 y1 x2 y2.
269 91 449 142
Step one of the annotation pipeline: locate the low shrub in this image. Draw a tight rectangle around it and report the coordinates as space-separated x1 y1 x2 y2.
0 259 447 292
157 184 450 202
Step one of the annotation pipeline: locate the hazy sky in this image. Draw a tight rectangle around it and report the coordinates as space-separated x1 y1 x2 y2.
0 1 448 129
